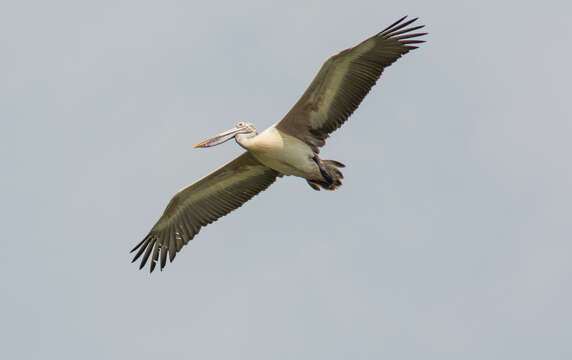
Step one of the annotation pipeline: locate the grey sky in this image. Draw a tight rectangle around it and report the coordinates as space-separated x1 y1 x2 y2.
1 1 571 359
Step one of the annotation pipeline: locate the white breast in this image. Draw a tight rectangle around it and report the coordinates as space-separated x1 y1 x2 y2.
243 127 318 178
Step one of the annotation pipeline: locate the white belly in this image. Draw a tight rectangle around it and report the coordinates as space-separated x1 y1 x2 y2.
244 127 319 179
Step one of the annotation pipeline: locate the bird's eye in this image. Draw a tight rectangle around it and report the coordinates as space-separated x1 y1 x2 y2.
237 122 245 127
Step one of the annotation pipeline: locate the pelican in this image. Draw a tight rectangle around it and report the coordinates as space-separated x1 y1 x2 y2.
132 16 426 272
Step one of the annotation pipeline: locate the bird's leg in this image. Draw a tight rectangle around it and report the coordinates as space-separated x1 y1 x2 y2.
312 155 334 184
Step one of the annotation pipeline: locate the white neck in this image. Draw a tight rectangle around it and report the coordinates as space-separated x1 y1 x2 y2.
235 133 256 150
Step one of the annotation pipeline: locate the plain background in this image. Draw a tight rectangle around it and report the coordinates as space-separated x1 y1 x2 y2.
1 1 571 359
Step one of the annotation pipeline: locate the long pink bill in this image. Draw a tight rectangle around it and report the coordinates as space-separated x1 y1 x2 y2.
193 127 243 148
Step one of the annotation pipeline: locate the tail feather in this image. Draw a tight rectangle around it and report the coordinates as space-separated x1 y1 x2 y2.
325 160 345 168
307 159 345 191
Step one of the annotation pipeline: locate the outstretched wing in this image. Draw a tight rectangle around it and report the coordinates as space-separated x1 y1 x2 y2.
275 16 426 152
131 152 279 272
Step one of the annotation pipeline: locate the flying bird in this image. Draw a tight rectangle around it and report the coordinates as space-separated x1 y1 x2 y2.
132 16 426 272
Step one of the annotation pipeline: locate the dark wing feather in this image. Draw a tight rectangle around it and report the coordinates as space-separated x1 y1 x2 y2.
131 152 279 272
275 16 426 152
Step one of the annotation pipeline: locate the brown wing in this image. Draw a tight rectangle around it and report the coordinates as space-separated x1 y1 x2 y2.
131 152 279 272
275 16 426 152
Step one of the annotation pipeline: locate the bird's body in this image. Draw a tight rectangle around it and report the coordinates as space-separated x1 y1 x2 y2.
132 16 427 272
239 127 320 180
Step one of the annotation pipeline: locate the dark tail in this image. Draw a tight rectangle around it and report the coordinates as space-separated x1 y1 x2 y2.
307 160 345 191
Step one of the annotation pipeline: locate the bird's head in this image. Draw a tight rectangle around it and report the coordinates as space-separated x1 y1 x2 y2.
194 122 258 148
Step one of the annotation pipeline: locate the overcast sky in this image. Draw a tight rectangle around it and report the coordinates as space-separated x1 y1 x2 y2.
1 1 571 359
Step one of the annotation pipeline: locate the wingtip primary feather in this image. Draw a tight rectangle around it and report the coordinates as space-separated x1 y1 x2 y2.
380 16 419 37
132 235 152 262
389 24 426 38
380 15 408 34
160 245 168 270
378 17 429 44
138 237 157 270
395 32 428 41
130 237 146 253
